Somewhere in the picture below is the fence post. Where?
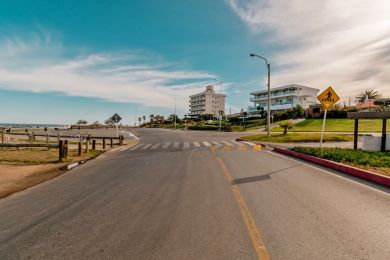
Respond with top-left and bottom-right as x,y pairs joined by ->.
78,142 -> 82,155
120,135 -> 124,145
59,140 -> 64,161
103,138 -> 106,149
46,133 -> 49,150
57,133 -> 60,143
1,128 -> 3,150
64,140 -> 68,159
110,138 -> 113,147
92,139 -> 96,150
85,136 -> 90,153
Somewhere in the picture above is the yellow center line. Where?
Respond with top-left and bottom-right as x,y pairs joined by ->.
216,156 -> 270,260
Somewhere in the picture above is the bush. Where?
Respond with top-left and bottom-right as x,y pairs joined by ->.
290,147 -> 390,168
187,125 -> 219,131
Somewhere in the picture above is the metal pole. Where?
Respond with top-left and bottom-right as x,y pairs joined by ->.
354,119 -> 359,149
381,118 -> 387,152
267,63 -> 271,140
320,109 -> 327,148
219,85 -> 222,131
174,97 -> 177,128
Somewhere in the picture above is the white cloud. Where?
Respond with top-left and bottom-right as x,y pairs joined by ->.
228,0 -> 390,101
0,33 -> 220,112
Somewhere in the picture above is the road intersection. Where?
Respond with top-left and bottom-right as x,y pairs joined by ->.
0,128 -> 389,259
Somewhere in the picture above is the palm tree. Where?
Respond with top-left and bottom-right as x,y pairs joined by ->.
279,120 -> 294,136
356,90 -> 381,102
142,115 -> 146,125
149,114 -> 154,126
138,117 -> 141,126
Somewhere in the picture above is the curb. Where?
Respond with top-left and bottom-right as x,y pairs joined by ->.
273,147 -> 390,187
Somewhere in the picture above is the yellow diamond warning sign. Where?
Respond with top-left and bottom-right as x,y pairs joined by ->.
317,86 -> 340,109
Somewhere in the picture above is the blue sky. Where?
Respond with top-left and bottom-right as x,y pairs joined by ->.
0,0 -> 389,124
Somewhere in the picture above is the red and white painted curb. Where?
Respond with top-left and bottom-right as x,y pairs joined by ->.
273,147 -> 390,188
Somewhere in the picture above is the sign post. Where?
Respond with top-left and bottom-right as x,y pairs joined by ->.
110,113 -> 122,137
317,86 -> 340,147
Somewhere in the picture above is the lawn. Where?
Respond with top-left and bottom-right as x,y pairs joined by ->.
271,119 -> 390,132
240,133 -> 354,143
0,148 -> 102,164
290,147 -> 390,176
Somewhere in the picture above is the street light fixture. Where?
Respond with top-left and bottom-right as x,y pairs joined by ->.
250,53 -> 271,140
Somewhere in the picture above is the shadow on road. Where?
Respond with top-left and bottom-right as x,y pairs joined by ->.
232,164 -> 301,185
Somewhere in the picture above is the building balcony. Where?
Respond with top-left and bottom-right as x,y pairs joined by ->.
250,92 -> 299,102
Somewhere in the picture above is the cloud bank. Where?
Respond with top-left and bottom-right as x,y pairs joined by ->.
0,33 -> 222,111
229,0 -> 390,101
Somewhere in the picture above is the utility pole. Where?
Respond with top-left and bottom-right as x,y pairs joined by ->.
174,97 -> 177,128
250,53 -> 271,140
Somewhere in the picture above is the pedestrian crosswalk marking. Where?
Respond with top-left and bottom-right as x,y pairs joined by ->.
151,143 -> 161,149
212,141 -> 222,146
130,144 -> 143,150
141,144 -> 152,149
241,141 -> 255,146
232,141 -> 245,146
128,141 -> 259,151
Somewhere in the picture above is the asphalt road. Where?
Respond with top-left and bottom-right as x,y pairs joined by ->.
0,128 -> 389,259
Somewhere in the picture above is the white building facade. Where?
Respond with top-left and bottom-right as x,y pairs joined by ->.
249,84 -> 319,113
189,85 -> 226,117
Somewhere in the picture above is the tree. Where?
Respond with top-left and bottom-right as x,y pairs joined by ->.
154,115 -> 164,127
142,115 -> 146,125
279,120 -> 294,135
356,90 -> 381,102
292,104 -> 305,118
76,120 -> 88,125
138,117 -> 142,126
92,120 -> 100,125
168,114 -> 179,123
149,114 -> 155,126
104,118 -> 114,125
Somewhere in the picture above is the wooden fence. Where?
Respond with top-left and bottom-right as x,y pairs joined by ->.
0,141 -> 67,161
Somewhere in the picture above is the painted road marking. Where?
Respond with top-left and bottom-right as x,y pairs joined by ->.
222,141 -> 234,146
151,143 -> 161,149
141,144 -> 152,149
212,141 -> 222,146
130,144 -> 143,150
173,142 -> 180,148
215,157 -> 270,260
203,141 -> 211,147
183,142 -> 190,149
241,141 -> 255,146
193,141 -> 201,147
232,141 -> 245,146
162,143 -> 170,148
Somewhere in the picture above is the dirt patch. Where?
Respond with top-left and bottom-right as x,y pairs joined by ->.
0,163 -> 66,198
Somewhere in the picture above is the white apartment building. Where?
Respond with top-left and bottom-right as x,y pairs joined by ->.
189,85 -> 226,117
248,84 -> 319,113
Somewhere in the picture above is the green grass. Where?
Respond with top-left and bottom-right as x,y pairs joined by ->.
272,119 -> 390,132
290,147 -> 390,176
240,133 -> 354,143
0,148 -> 103,164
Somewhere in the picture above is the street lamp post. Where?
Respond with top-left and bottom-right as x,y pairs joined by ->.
250,53 -> 271,140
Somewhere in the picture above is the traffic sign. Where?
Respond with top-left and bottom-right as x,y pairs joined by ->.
317,86 -> 340,109
111,113 -> 122,124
